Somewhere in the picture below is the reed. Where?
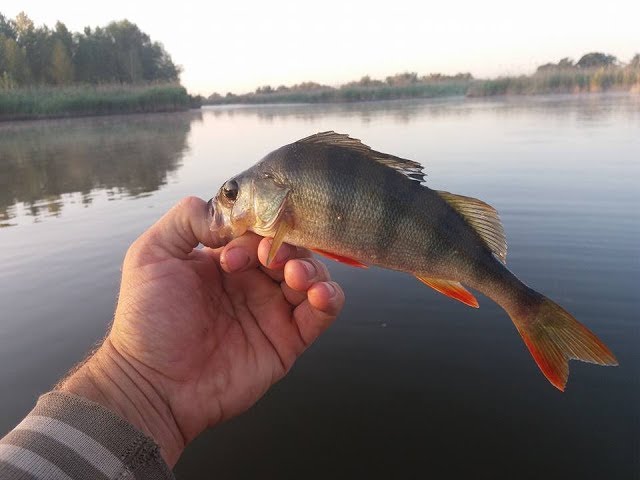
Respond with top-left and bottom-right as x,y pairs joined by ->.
208,80 -> 472,105
467,67 -> 640,96
0,83 -> 196,121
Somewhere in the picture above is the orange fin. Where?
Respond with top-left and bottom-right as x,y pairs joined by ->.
266,221 -> 291,267
415,275 -> 479,308
311,249 -> 368,268
510,297 -> 618,391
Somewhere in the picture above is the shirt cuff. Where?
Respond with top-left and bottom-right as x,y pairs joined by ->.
0,391 -> 175,479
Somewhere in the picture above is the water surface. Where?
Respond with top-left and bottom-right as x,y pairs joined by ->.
0,94 -> 638,479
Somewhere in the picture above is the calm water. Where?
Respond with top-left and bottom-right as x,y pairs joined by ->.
0,95 -> 638,479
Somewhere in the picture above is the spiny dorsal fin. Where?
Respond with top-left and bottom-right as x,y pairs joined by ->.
297,131 -> 426,183
437,191 -> 507,264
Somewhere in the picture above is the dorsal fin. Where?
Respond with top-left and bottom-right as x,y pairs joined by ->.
437,191 -> 507,264
297,131 -> 426,183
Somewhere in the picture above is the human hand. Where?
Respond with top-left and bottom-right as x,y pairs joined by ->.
59,197 -> 344,466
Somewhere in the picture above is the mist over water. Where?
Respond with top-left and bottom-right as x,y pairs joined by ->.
0,94 -> 638,478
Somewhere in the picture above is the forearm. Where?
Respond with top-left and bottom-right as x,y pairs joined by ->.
58,338 -> 185,466
1,338 -> 183,479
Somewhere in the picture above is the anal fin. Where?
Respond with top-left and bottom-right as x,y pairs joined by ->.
415,275 -> 479,308
311,249 -> 368,268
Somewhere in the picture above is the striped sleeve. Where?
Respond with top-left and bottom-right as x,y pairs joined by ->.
0,391 -> 175,480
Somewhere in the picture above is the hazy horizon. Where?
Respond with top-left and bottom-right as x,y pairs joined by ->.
5,0 -> 639,95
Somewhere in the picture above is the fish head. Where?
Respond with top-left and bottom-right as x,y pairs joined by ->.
207,167 -> 291,247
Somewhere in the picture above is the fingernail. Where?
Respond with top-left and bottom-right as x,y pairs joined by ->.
324,282 -> 337,298
301,260 -> 317,278
272,243 -> 292,265
225,248 -> 250,271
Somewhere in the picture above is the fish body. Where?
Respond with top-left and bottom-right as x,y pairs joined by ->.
208,132 -> 617,390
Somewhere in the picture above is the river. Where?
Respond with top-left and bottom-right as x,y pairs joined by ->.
0,94 -> 638,478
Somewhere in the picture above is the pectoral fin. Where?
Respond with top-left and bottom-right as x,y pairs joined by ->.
415,275 -> 479,308
266,220 -> 291,267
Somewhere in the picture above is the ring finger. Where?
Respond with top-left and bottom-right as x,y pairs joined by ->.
281,258 -> 331,306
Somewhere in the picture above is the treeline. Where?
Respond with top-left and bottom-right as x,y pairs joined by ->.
206,52 -> 640,105
468,52 -> 640,96
0,11 -> 179,88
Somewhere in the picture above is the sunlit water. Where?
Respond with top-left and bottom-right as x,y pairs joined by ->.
0,94 -> 638,479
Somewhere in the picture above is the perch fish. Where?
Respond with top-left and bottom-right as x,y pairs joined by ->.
207,132 -> 617,390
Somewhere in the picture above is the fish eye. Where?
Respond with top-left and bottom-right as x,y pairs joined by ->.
222,180 -> 239,202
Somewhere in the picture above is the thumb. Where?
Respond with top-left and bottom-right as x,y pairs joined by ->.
129,197 -> 216,264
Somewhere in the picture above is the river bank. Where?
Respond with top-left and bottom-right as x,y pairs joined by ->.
205,66 -> 640,105
0,84 -> 201,121
1,68 -> 637,121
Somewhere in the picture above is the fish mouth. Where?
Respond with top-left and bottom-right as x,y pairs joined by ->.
206,197 -> 235,247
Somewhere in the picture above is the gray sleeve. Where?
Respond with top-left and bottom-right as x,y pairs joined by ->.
0,391 -> 175,480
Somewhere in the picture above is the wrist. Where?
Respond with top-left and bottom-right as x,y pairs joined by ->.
58,337 -> 185,466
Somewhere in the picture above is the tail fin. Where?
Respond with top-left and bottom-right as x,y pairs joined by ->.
509,297 -> 618,391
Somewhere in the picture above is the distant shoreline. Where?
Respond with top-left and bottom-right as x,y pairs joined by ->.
1,71 -> 638,122
203,85 -> 638,108
205,63 -> 640,106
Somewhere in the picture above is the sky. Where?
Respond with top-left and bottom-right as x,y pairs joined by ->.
4,0 -> 639,95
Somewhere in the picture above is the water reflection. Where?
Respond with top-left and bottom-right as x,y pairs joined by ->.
0,112 -> 201,226
1,94 -> 636,228
204,93 -> 639,124
205,98 -> 473,124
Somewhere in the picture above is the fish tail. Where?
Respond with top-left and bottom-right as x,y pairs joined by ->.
507,294 -> 618,391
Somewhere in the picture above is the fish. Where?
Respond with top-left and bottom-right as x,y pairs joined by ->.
207,131 -> 618,390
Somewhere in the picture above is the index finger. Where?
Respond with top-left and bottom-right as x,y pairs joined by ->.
211,234 -> 311,281
257,238 -> 313,271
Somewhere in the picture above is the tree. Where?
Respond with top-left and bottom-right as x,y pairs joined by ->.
53,21 -> 73,55
576,52 -> 617,69
1,35 -> 31,84
74,26 -> 117,83
256,85 -> 273,94
50,38 -> 73,84
104,20 -> 179,83
13,11 -> 34,42
386,72 -> 418,86
106,20 -> 144,82
0,13 -> 16,40
558,57 -> 574,68
31,27 -> 57,83
537,57 -> 575,73
0,11 -> 180,86
629,54 -> 640,69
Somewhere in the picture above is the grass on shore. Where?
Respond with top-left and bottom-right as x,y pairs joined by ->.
213,80 -> 472,105
1,66 -> 638,119
0,84 -> 197,121
206,66 -> 640,105
463,68 -> 638,96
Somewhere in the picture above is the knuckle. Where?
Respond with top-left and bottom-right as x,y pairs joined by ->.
176,196 -> 204,215
314,260 -> 330,280
124,237 -> 144,262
